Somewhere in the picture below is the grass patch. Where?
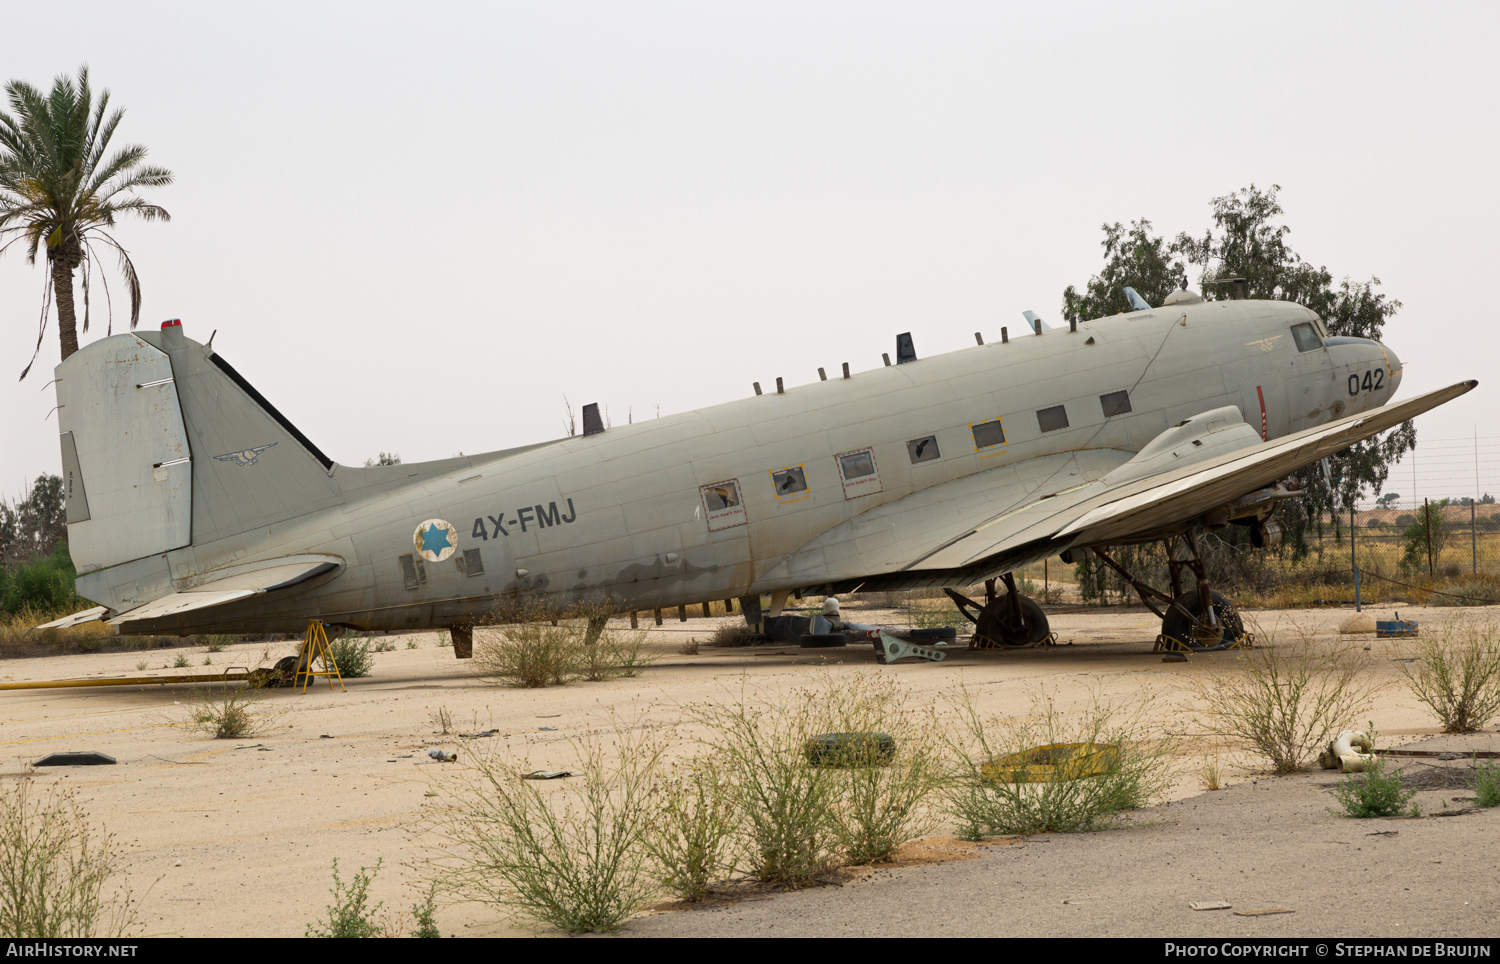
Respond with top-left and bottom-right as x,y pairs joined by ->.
1196,633 -> 1382,773
1401,619 -> 1500,733
0,781 -> 140,937
945,686 -> 1174,838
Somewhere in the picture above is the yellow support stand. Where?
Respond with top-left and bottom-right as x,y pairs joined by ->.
294,620 -> 346,693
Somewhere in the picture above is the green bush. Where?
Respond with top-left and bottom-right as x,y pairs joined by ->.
1473,757 -> 1500,808
306,858 -> 383,938
327,636 -> 375,678
1329,755 -> 1418,818
0,545 -> 83,618
1401,620 -> 1500,732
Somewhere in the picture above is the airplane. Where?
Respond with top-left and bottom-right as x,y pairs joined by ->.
38,292 -> 1475,661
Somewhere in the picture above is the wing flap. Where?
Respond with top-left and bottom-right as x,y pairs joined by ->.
34,606 -> 110,631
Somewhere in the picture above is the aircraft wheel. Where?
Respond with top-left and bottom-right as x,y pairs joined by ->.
974,595 -> 1050,648
1160,591 -> 1244,651
799,633 -> 847,648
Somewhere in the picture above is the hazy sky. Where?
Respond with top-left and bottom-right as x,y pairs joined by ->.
4,2 -> 1498,504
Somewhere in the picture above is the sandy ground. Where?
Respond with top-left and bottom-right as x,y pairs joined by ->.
2,603 -> 1497,938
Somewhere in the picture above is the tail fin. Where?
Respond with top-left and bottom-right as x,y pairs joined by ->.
56,321 -> 341,573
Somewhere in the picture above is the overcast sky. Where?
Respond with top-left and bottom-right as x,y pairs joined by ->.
4,2 -> 1497,504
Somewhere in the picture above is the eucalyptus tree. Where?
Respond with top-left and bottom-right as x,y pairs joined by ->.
1063,185 -> 1412,560
0,67 -> 172,378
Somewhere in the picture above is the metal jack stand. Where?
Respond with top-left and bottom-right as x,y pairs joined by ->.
294,620 -> 346,693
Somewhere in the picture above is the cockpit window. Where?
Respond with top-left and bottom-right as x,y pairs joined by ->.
1291,323 -> 1323,353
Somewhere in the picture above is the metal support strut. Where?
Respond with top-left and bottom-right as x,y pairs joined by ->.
294,620 -> 346,693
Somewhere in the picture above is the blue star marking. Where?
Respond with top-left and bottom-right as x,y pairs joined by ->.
420,525 -> 453,554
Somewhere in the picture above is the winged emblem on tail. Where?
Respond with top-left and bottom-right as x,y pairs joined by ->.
214,442 -> 277,467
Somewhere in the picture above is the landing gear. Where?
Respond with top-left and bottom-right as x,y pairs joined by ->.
1086,529 -> 1248,652
944,573 -> 1052,649
1160,591 -> 1244,651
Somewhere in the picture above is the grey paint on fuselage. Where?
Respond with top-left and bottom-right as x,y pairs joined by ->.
79,298 -> 1399,635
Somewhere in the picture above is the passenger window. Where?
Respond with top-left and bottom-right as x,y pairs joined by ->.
1100,390 -> 1132,417
907,436 -> 940,463
838,451 -> 876,480
836,449 -> 882,499
1291,323 -> 1323,352
701,480 -> 747,531
770,466 -> 809,500
1037,405 -> 1069,433
971,419 -> 1006,450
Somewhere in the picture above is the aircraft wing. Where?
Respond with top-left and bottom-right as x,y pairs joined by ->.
798,381 -> 1475,592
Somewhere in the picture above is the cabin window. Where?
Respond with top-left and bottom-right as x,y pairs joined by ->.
1100,390 -> 1132,417
701,480 -> 748,530
1291,323 -> 1323,352
1037,405 -> 1069,433
770,466 -> 809,500
971,419 -> 1006,450
836,448 -> 883,499
907,435 -> 941,463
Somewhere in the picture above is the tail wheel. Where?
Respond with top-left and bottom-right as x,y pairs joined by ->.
974,595 -> 1050,649
1160,591 -> 1245,651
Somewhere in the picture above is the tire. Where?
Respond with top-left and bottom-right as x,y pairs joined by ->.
798,633 -> 847,648
804,732 -> 896,767
974,595 -> 1051,648
1160,591 -> 1245,650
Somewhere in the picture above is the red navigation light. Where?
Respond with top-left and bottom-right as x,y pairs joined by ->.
161,319 -> 182,329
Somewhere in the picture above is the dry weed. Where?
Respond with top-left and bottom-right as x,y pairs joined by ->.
185,683 -> 275,739
0,781 -> 140,937
944,685 -> 1176,838
1401,618 -> 1500,733
644,758 -> 741,901
1196,630 -> 1382,773
431,719 -> 664,933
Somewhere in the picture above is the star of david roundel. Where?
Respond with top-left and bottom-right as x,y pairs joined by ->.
414,518 -> 457,562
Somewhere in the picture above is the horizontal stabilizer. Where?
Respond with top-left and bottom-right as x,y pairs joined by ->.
34,606 -> 109,631
108,556 -> 341,627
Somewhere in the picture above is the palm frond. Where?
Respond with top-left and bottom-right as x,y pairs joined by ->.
18,270 -> 52,381
82,238 -> 115,336
93,230 -> 141,327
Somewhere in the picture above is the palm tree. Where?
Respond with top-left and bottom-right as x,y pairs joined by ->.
0,66 -> 171,378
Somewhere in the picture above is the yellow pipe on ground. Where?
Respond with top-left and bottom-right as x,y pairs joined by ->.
0,671 -> 252,691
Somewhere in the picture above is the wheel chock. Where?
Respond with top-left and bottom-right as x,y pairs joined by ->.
875,631 -> 947,664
